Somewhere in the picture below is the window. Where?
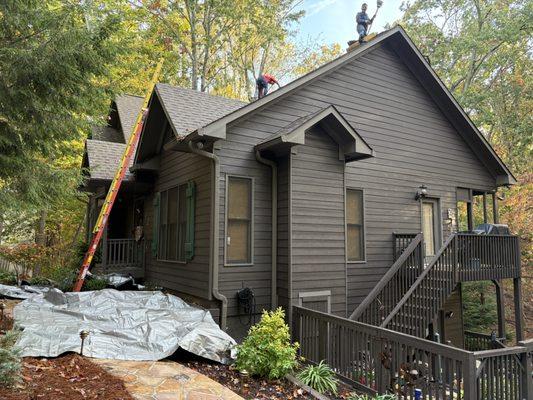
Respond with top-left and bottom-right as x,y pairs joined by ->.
155,182 -> 194,262
346,189 -> 365,261
226,176 -> 253,265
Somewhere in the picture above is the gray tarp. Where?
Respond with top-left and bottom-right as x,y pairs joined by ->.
0,283 -> 51,299
14,289 -> 236,363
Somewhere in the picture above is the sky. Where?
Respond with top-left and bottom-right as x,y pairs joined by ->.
294,0 -> 405,47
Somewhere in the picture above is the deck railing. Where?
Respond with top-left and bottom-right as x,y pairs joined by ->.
100,238 -> 145,275
350,233 -> 424,325
393,233 -> 419,261
456,233 -> 521,281
293,306 -> 533,400
464,331 -> 506,351
380,234 -> 520,338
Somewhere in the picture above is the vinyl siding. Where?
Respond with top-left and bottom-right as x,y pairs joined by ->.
290,127 -> 346,316
143,149 -> 211,299
215,42 -> 496,320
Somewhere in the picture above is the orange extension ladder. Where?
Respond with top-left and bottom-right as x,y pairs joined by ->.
73,59 -> 164,292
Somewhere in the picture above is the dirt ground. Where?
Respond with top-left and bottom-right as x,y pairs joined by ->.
0,354 -> 135,400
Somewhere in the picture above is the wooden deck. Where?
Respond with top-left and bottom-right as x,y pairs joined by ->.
94,238 -> 145,278
293,306 -> 533,399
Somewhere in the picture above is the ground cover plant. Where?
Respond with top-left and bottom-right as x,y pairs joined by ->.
297,360 -> 339,395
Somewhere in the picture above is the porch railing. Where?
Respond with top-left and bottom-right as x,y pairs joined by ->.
393,233 -> 419,261
293,306 -> 533,400
381,234 -> 520,338
464,331 -> 506,351
101,239 -> 145,275
350,233 -> 424,324
456,233 -> 521,281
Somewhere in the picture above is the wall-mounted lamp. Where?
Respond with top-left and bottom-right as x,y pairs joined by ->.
445,311 -> 454,319
415,185 -> 428,200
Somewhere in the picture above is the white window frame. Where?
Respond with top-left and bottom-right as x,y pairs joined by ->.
224,175 -> 254,267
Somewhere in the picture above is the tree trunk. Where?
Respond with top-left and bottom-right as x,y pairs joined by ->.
35,209 -> 47,246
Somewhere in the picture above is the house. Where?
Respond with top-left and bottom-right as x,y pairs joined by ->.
82,27 -> 528,392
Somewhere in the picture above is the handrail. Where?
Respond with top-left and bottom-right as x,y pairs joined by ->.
349,233 -> 423,320
381,234 -> 456,329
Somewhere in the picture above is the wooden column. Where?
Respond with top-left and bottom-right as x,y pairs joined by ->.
513,278 -> 524,343
518,340 -> 533,399
492,280 -> 506,339
492,193 -> 499,224
467,202 -> 474,231
482,193 -> 488,224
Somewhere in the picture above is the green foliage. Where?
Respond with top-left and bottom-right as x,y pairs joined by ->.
348,394 -> 397,400
0,330 -> 22,387
462,281 -> 498,332
0,270 -> 17,285
235,308 -> 299,379
297,361 -> 338,395
83,277 -> 108,292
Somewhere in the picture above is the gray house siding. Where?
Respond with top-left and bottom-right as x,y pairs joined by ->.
216,139 -> 273,321
143,149 -> 212,299
215,42 -> 496,320
277,157 -> 291,311
290,127 -> 347,316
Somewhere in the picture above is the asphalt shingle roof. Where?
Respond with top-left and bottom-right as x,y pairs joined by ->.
155,83 -> 246,137
115,94 -> 144,141
91,126 -> 124,143
85,139 -> 134,181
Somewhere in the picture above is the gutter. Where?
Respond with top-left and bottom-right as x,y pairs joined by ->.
255,150 -> 278,309
187,140 -> 228,330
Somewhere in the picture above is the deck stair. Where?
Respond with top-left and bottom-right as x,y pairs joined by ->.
350,232 -> 521,340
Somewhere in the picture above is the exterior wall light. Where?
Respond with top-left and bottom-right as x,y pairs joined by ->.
415,185 -> 428,200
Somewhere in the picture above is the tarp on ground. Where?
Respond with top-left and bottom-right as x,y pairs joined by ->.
14,289 -> 236,363
0,283 -> 51,299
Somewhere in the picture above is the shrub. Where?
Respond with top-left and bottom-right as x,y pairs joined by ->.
297,360 -> 338,395
83,277 -> 108,291
0,330 -> 22,387
235,308 -> 299,379
0,270 -> 17,285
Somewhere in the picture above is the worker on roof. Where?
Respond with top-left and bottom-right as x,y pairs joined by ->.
356,3 -> 374,43
256,74 -> 280,99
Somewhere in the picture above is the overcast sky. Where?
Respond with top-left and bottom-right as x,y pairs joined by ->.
294,0 -> 405,46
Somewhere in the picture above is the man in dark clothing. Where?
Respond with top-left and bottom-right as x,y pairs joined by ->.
256,74 -> 280,98
356,3 -> 374,43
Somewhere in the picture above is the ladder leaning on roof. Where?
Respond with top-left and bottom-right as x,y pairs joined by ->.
73,59 -> 164,292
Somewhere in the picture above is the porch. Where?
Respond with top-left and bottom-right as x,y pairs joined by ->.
93,238 -> 146,278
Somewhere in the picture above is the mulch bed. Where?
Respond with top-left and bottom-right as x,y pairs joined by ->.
184,359 -> 355,400
0,354 -> 134,400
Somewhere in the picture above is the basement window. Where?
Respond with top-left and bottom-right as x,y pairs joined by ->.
225,176 -> 253,265
346,188 -> 365,262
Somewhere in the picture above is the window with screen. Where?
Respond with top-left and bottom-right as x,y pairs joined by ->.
226,176 -> 253,265
346,189 -> 365,262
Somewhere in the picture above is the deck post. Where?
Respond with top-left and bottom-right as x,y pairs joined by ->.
492,193 -> 499,224
462,353 -> 477,399
518,340 -> 533,399
513,278 -> 524,343
492,280 -> 506,339
482,193 -> 488,224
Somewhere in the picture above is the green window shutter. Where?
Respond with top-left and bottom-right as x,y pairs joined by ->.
152,192 -> 160,257
185,181 -> 196,261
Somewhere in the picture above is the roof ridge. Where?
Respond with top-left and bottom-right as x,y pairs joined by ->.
155,82 -> 247,105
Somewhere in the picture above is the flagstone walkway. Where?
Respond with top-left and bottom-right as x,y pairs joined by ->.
93,359 -> 244,400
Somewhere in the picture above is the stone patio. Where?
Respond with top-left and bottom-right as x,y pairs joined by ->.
93,359 -> 244,400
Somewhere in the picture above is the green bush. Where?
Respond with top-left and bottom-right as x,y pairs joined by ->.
83,277 -> 108,291
235,308 -> 299,379
0,330 -> 22,387
0,270 -> 17,285
297,360 -> 338,395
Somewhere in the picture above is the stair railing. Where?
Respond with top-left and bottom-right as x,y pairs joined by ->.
349,232 -> 424,325
381,234 -> 458,338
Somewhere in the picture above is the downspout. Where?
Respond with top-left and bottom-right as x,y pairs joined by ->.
188,140 -> 228,329
255,150 -> 278,309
